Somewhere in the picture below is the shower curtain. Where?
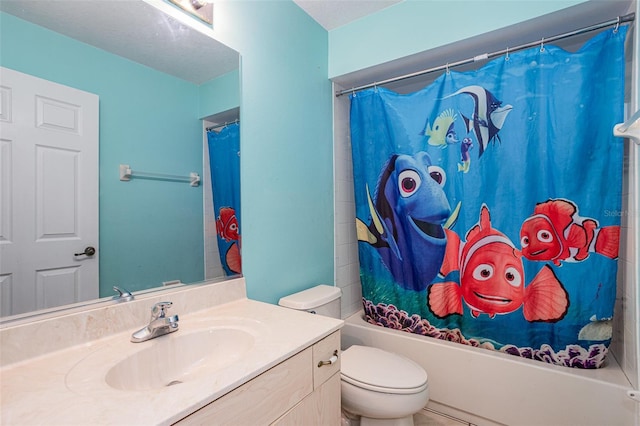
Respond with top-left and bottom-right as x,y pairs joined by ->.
350,28 -> 627,368
207,122 -> 241,276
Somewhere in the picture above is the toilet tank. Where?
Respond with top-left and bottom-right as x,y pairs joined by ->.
278,285 -> 342,318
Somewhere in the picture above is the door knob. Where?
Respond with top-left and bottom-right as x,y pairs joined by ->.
74,246 -> 96,257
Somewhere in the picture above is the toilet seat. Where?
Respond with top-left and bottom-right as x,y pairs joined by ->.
340,345 -> 428,395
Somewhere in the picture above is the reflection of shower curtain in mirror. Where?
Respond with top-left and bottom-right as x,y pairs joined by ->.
349,28 -> 627,368
208,122 -> 241,276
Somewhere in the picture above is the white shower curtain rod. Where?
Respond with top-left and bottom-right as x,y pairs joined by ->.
335,13 -> 636,97
206,119 -> 239,132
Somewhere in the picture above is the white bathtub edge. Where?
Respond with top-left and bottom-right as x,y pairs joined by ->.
341,312 -> 637,426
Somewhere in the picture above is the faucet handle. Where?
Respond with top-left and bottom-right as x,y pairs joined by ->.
151,301 -> 173,320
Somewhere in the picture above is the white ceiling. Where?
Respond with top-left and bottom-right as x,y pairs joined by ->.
3,0 -> 630,90
0,0 -> 395,84
0,0 -> 392,84
0,0 -> 239,85
293,0 -> 402,30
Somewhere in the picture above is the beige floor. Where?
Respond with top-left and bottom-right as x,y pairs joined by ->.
413,409 -> 471,426
342,408 -> 472,426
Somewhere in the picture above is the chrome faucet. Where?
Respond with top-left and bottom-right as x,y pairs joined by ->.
131,301 -> 179,343
112,286 -> 134,302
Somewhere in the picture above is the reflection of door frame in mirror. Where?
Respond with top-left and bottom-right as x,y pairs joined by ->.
0,67 -> 99,317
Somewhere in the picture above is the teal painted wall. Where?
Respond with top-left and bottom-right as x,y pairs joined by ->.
209,0 -> 598,306
328,0 -> 587,78
3,1 -> 603,307
0,12 -> 205,296
199,69 -> 240,118
213,1 -> 335,304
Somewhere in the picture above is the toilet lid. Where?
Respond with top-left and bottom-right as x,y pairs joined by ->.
340,345 -> 428,395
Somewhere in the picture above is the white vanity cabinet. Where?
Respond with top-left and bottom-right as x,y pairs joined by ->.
175,331 -> 341,425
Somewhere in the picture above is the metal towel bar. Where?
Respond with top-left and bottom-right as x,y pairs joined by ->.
119,164 -> 200,187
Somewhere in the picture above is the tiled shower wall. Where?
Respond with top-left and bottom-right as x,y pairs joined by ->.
611,128 -> 639,389
610,17 -> 640,389
333,85 -> 362,319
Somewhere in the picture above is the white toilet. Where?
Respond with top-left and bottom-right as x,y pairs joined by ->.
278,285 -> 429,426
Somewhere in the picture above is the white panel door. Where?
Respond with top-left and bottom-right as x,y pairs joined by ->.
0,67 -> 99,317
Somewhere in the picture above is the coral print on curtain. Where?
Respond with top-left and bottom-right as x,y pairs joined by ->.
208,122 -> 241,276
350,27 -> 627,368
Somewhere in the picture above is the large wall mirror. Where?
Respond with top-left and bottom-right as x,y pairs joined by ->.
0,0 -> 241,321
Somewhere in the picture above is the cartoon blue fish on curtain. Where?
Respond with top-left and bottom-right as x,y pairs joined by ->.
350,27 -> 627,369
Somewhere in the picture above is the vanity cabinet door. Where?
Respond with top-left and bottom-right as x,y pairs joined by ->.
175,348 -> 313,426
271,372 -> 341,426
174,331 -> 341,426
272,331 -> 341,426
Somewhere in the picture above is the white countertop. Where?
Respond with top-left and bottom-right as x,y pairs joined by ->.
1,298 -> 343,425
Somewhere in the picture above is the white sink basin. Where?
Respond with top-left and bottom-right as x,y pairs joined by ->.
105,328 -> 255,391
65,322 -> 261,395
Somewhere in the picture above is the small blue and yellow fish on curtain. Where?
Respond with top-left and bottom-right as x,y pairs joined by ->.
350,27 -> 627,369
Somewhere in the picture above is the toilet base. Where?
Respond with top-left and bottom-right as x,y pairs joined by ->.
341,379 -> 428,424
360,415 -> 414,426
341,409 -> 415,426
341,409 -> 359,426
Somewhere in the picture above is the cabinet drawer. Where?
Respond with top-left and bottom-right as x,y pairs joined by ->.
312,331 -> 340,389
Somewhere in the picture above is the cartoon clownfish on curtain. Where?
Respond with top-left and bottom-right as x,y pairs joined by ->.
216,206 -> 241,275
429,205 -> 570,322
